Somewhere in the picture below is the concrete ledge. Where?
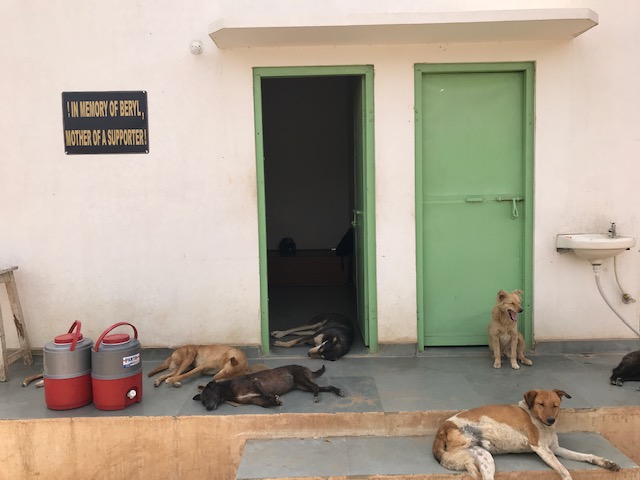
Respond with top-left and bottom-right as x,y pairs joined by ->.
1,407 -> 639,479
534,340 -> 640,355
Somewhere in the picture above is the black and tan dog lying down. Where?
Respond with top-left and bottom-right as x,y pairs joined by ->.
193,364 -> 343,410
270,313 -> 354,361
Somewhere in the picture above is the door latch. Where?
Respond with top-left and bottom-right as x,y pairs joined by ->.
351,210 -> 363,227
496,196 -> 523,219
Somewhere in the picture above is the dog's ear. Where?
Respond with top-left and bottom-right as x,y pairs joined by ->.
497,290 -> 508,301
193,393 -> 202,401
200,381 -> 216,390
230,356 -> 239,367
523,390 -> 539,409
513,289 -> 524,296
553,389 -> 572,400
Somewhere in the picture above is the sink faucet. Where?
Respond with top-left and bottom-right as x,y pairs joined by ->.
608,222 -> 617,238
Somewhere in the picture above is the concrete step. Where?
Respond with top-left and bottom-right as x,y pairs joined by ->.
237,432 -> 639,479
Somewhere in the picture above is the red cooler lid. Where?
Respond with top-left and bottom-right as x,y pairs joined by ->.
54,333 -> 83,344
103,333 -> 130,345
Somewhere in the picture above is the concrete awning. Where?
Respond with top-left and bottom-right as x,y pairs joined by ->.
209,8 -> 598,49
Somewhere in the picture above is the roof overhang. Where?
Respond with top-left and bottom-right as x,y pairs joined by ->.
209,8 -> 599,49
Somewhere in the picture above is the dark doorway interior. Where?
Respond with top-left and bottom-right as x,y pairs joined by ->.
261,76 -> 362,352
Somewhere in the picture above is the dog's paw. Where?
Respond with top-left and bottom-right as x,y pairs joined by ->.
601,459 -> 621,471
172,381 -> 182,388
313,395 -> 320,403
154,380 -> 162,387
522,359 -> 533,366
615,378 -> 624,387
274,395 -> 282,406
270,330 -> 286,339
337,389 -> 344,397
273,340 -> 287,347
510,363 -> 520,370
493,362 -> 502,369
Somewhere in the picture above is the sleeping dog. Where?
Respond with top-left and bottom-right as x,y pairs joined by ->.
433,389 -> 620,479
193,364 -> 343,410
147,344 -> 248,387
610,350 -> 640,389
270,313 -> 354,361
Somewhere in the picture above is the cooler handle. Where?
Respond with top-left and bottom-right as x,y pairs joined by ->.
68,320 -> 82,352
94,322 -> 138,352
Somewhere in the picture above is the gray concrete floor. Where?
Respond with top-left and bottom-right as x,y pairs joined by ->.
3,284 -> 640,478
236,433 -> 638,479
2,346 -> 640,419
3,332 -> 640,478
2,284 -> 640,417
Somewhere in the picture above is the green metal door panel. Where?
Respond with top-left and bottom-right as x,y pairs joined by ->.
418,65 -> 531,347
422,72 -> 524,196
423,201 -> 523,344
353,79 -> 369,346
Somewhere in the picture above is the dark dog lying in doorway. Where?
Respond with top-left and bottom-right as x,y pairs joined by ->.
192,364 -> 343,411
270,313 -> 354,361
610,350 -> 640,389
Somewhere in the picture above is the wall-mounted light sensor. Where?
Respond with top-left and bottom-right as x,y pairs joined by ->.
190,40 -> 203,55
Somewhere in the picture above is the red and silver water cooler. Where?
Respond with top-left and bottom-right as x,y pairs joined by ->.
91,322 -> 142,411
43,321 -> 93,410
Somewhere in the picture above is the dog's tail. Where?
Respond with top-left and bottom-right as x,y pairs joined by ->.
311,365 -> 326,378
433,423 -> 494,479
439,447 -> 494,479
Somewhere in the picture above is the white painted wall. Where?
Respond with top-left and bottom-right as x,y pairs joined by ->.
1,0 -> 638,349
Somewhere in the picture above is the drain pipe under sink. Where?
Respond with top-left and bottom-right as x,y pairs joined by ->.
613,256 -> 636,304
592,263 -> 640,337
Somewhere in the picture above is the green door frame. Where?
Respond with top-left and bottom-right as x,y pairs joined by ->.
414,62 -> 535,351
253,65 -> 378,354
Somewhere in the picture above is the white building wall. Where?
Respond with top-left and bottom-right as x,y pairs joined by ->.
1,0 -> 638,348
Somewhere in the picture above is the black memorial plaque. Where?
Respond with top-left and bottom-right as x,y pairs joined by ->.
62,91 -> 149,154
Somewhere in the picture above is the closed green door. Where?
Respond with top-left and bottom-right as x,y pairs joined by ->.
415,63 -> 533,348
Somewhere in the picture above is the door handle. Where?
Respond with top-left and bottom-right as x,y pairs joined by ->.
351,210 -> 363,227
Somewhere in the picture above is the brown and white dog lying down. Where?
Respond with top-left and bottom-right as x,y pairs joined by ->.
433,389 -> 620,480
147,344 -> 248,387
193,364 -> 343,411
488,289 -> 533,369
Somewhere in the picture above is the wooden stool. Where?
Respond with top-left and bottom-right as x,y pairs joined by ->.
0,266 -> 33,381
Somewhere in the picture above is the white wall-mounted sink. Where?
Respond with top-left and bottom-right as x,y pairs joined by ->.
556,233 -> 636,264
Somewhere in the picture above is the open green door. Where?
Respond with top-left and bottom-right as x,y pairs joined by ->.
352,75 -> 377,349
415,63 -> 534,349
253,66 -> 377,354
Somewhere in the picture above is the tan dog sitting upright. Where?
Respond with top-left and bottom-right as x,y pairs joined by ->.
147,345 -> 248,387
488,289 -> 532,369
433,389 -> 621,479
